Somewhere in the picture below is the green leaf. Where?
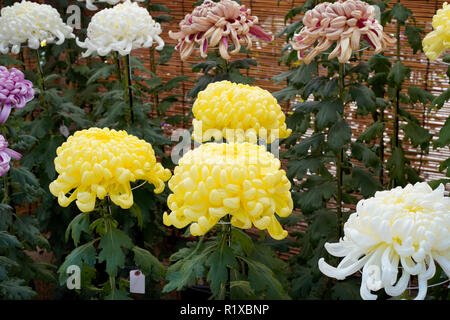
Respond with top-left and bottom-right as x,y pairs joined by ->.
0,279 -> 36,300
349,84 -> 376,115
402,121 -> 432,149
431,88 -> 450,110
132,246 -> 166,278
98,227 -> 133,277
293,133 -> 324,156
352,168 -> 382,198
242,257 -> 290,300
87,64 -> 115,84
331,279 -> 361,300
129,204 -> 143,229
408,86 -> 434,105
0,231 -> 21,248
205,239 -> 238,296
297,177 -> 336,214
105,288 -> 132,300
405,25 -> 424,54
308,209 -> 338,244
434,117 -> 450,147
327,119 -> 351,152
149,3 -> 170,12
315,99 -> 343,130
0,55 -> 24,66
157,46 -> 175,65
231,229 -> 254,255
391,3 -> 413,24
388,61 -> 410,88
65,212 -> 90,246
428,179 -> 450,190
357,121 -> 384,143
351,142 -> 381,169
58,239 -> 98,285
287,156 -> 326,180
387,147 -> 407,186
369,55 -> 391,74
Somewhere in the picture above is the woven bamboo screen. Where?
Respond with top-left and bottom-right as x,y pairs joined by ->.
133,0 -> 450,188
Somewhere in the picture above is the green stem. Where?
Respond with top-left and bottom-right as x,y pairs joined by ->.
336,63 -> 345,238
223,214 -> 232,300
123,54 -> 134,125
114,52 -> 122,83
392,2 -> 401,186
379,106 -> 385,185
149,47 -> 159,117
35,49 -> 49,116
104,196 -> 116,294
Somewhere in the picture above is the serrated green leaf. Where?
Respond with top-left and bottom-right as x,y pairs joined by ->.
87,64 -> 115,84
434,117 -> 450,147
351,142 -> 381,169
357,121 -> 384,143
391,3 -> 413,24
132,246 -> 166,278
402,121 -> 431,149
65,212 -> 90,246
205,238 -> 238,296
316,99 -> 343,130
388,61 -> 410,88
58,239 -> 98,285
0,279 -> 36,300
349,84 -> 376,115
327,119 -> 351,152
0,231 -> 21,248
242,257 -> 290,300
405,25 -> 424,54
98,227 -> 133,277
352,168 -> 382,198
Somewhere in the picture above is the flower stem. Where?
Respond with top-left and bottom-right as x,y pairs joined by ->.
114,52 -> 122,83
392,0 -> 401,187
223,214 -> 232,300
123,54 -> 134,125
105,196 -> 116,295
149,47 -> 160,117
35,49 -> 49,116
336,63 -> 345,238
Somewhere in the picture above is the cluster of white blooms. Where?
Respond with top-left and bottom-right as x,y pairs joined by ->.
83,0 -> 145,11
77,0 -> 164,57
0,0 -> 75,54
319,182 -> 450,300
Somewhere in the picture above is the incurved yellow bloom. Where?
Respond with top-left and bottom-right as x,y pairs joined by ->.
423,2 -> 450,61
163,142 -> 293,240
49,127 -> 171,212
192,81 -> 292,144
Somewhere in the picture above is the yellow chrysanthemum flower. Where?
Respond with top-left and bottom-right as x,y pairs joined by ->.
163,142 -> 293,240
192,81 -> 292,144
49,127 -> 171,212
423,2 -> 450,60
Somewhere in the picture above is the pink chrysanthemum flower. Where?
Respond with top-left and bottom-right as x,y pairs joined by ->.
290,0 -> 396,64
169,0 -> 273,61
0,135 -> 21,176
0,66 -> 34,123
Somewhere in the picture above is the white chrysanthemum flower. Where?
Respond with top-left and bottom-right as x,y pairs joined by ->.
319,182 -> 450,300
83,0 -> 145,11
76,0 -> 164,57
0,0 -> 75,54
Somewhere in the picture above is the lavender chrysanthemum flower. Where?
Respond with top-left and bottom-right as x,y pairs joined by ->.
0,66 -> 34,123
0,135 -> 21,176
